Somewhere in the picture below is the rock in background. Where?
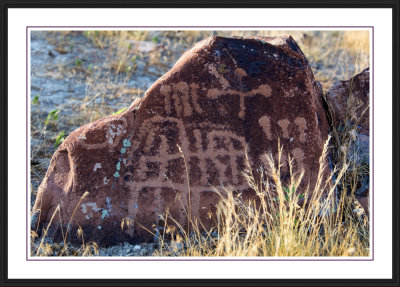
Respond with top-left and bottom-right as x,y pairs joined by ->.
325,68 -> 370,215
33,36 -> 330,246
326,67 -> 369,135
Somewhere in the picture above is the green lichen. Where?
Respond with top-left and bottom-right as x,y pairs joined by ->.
101,209 -> 109,219
123,139 -> 131,148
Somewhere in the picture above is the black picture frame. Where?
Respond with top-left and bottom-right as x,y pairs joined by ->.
1,0 -> 399,286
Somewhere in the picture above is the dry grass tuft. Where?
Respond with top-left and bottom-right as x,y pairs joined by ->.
150,137 -> 369,257
31,191 -> 101,257
31,30 -> 370,257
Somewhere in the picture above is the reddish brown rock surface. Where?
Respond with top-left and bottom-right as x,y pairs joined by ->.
325,67 -> 370,136
32,36 -> 330,246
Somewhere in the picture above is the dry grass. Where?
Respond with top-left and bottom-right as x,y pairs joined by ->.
32,134 -> 369,257
30,30 -> 370,257
31,191 -> 100,257
147,136 -> 369,257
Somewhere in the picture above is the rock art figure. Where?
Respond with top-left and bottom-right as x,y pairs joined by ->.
33,36 -> 330,245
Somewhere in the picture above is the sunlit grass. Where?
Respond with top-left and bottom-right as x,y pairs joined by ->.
147,136 -> 369,257
30,30 -> 370,257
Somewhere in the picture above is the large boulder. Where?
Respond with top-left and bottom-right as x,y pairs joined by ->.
32,36 -> 330,246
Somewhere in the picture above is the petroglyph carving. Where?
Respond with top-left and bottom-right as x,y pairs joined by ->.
161,82 -> 204,117
126,116 -> 248,191
189,83 -> 204,114
162,73 -> 272,119
277,119 -> 290,139
260,116 -> 308,143
78,117 -> 128,150
234,68 -> 247,79
33,36 -> 331,245
172,93 -> 183,116
206,84 -> 272,118
175,82 -> 191,117
258,115 -> 272,141
208,64 -> 230,89
294,117 -> 307,142
193,129 -> 203,151
160,85 -> 172,114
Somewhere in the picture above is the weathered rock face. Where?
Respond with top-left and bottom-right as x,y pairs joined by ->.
325,68 -> 370,215
326,68 -> 370,136
33,36 -> 330,246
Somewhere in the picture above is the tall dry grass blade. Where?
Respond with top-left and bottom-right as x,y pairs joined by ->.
63,191 -> 90,247
36,204 -> 60,256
